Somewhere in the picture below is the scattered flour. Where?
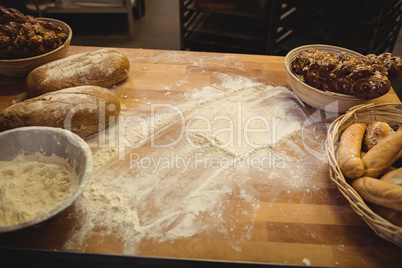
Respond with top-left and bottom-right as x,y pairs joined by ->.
0,153 -> 78,227
64,73 -> 325,254
302,258 -> 311,266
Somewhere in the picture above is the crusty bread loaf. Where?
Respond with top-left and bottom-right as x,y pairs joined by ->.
352,177 -> 402,212
26,48 -> 130,97
381,167 -> 402,186
337,123 -> 366,178
362,129 -> 402,178
0,85 -> 120,138
363,121 -> 394,151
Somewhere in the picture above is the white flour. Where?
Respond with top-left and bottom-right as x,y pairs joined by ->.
64,73 -> 324,254
0,153 -> 78,226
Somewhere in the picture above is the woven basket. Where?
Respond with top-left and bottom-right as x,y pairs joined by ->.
285,44 -> 372,113
326,103 -> 402,247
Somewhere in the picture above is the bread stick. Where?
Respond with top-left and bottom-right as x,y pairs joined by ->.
362,130 -> 402,177
372,205 -> 402,227
352,177 -> 402,212
381,167 -> 402,186
338,123 -> 366,178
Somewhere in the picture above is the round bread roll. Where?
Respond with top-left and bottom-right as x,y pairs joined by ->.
363,121 -> 394,151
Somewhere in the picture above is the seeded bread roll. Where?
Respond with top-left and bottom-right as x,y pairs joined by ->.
337,123 -> 367,178
26,48 -> 130,97
352,177 -> 402,212
0,85 -> 120,138
363,121 -> 394,151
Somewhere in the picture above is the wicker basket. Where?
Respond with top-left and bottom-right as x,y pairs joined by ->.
285,44 -> 373,113
326,103 -> 402,247
0,18 -> 72,78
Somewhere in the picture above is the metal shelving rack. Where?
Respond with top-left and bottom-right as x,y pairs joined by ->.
180,0 -> 272,55
269,0 -> 402,56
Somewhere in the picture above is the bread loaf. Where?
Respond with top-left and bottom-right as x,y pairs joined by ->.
352,177 -> 402,212
0,85 -> 120,138
381,167 -> 402,186
363,121 -> 394,151
337,123 -> 366,178
26,48 -> 130,97
362,130 -> 402,177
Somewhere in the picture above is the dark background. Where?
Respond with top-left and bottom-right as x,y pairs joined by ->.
2,0 -> 402,98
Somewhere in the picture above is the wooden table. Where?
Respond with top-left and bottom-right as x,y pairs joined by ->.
0,46 -> 401,267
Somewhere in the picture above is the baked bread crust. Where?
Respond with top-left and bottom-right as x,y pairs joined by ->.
0,6 -> 67,59
352,177 -> 402,212
291,48 -> 402,99
337,123 -> 366,178
362,130 -> 402,178
363,121 -> 394,151
381,167 -> 402,186
0,85 -> 121,138
26,48 -> 130,97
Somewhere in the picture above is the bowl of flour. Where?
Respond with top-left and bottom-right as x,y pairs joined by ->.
0,126 -> 93,233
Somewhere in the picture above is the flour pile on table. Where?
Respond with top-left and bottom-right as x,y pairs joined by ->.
64,74 -> 323,254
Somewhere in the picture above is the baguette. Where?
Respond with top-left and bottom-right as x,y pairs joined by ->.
0,85 -> 120,138
337,123 -> 366,178
362,130 -> 402,177
352,177 -> 402,212
381,167 -> 402,186
26,48 -> 130,97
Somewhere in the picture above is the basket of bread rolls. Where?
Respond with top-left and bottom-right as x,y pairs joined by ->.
285,44 -> 402,113
326,103 -> 402,246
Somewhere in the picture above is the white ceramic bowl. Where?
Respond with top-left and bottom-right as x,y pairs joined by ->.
0,126 -> 93,233
0,18 -> 72,78
285,44 -> 371,113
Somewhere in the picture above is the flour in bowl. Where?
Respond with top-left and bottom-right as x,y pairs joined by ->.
0,153 -> 79,226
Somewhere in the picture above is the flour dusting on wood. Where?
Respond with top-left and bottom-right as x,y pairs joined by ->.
64,73 -> 326,254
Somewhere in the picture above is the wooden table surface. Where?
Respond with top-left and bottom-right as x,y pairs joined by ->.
0,46 -> 401,267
